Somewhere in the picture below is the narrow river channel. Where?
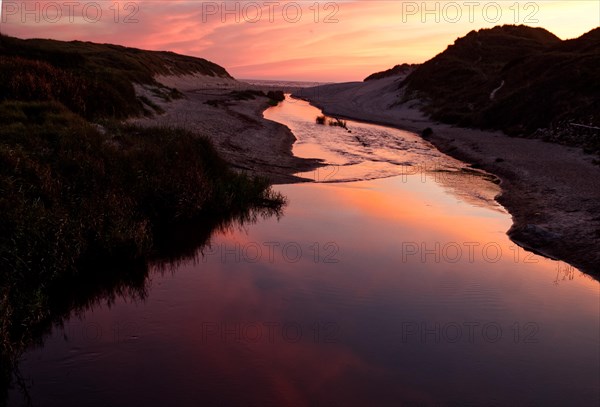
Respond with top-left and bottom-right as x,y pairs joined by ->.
9,96 -> 599,407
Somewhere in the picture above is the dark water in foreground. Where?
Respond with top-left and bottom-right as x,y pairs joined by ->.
8,97 -> 599,406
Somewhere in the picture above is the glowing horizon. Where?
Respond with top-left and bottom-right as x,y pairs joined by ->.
1,1 -> 598,82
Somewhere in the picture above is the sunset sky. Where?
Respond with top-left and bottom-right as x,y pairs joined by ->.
1,1 -> 598,81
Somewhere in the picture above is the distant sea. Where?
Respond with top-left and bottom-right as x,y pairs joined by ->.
240,78 -> 332,89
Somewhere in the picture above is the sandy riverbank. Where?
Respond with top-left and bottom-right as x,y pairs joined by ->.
130,75 -> 323,184
294,76 -> 600,276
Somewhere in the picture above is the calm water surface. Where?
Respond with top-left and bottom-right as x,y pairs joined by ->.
9,97 -> 599,406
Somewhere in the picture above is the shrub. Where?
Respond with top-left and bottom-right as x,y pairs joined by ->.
0,101 -> 285,280
329,118 -> 348,129
267,90 -> 285,102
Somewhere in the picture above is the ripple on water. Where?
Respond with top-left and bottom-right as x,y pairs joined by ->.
265,96 -> 504,212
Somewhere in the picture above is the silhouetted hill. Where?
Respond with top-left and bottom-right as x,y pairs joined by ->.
400,25 -> 561,124
392,25 -> 599,151
0,35 -> 232,119
552,27 -> 600,53
364,63 -> 416,81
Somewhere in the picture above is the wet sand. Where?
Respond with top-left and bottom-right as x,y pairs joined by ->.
293,76 -> 600,276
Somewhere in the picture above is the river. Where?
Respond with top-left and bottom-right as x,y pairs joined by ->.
8,96 -> 599,406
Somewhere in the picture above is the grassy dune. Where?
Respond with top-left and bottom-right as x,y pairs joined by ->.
0,34 -> 283,275
0,35 -> 231,120
398,25 -> 600,152
0,33 -> 285,270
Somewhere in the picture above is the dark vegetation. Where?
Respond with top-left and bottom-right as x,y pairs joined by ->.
396,25 -> 600,152
0,34 -> 231,120
267,90 -> 286,102
329,118 -> 349,130
231,90 -> 285,103
316,115 -> 349,130
0,35 -> 285,401
364,63 -> 416,81
230,89 -> 269,100
206,90 -> 285,108
421,127 -> 434,138
229,90 -> 284,102
0,102 -> 283,278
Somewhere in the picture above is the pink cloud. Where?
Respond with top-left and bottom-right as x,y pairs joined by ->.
1,1 -> 597,81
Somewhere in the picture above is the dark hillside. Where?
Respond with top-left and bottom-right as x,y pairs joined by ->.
0,35 -> 232,119
396,25 -> 599,151
364,63 -> 416,81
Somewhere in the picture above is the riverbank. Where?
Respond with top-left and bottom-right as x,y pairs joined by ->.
294,77 -> 600,276
131,76 -> 323,184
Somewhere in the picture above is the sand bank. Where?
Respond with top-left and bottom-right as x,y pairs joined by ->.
130,76 -> 322,184
294,76 -> 600,276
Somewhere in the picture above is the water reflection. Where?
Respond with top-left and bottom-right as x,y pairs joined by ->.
8,177 -> 598,407
1,205 -> 284,406
4,98 -> 599,407
264,96 -> 505,214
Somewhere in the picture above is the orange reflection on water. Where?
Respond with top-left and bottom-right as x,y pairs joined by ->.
12,96 -> 599,407
153,173 -> 599,406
